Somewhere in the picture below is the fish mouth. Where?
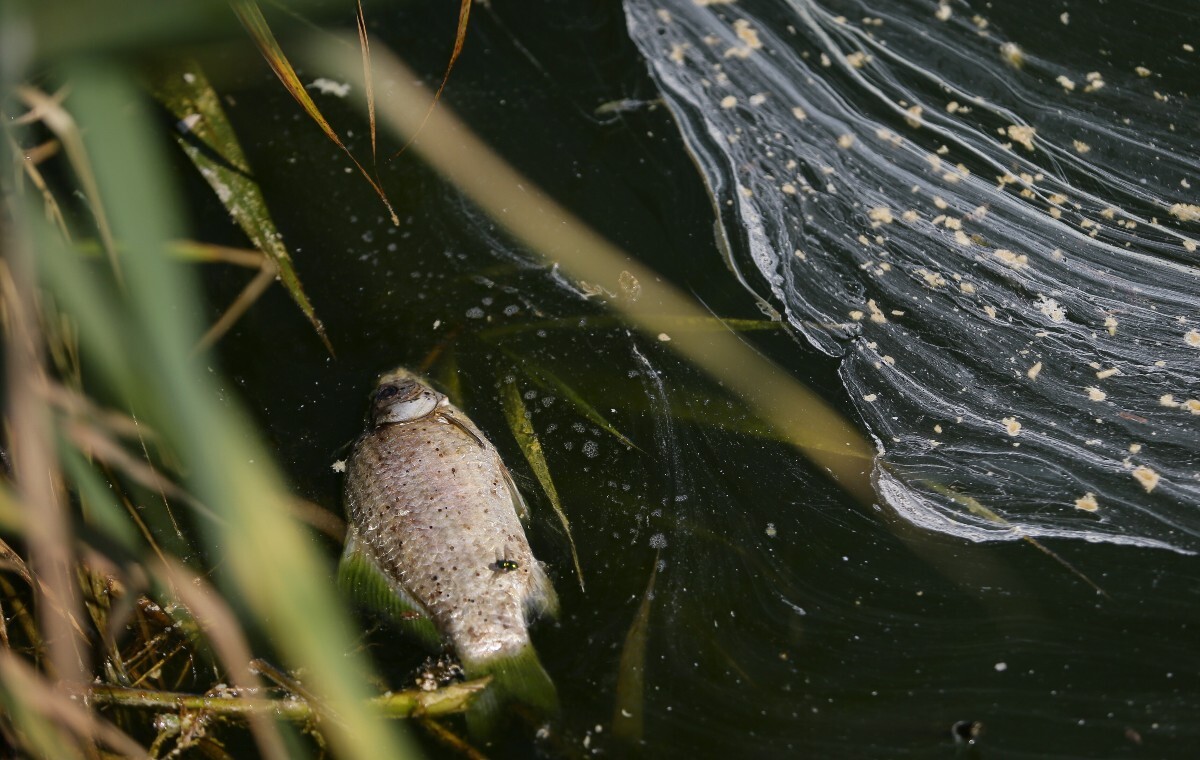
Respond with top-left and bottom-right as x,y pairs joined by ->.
375,366 -> 423,389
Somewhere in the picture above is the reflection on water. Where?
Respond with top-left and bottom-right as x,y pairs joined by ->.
625,0 -> 1200,552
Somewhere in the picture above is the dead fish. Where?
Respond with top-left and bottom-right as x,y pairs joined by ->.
339,367 -> 558,734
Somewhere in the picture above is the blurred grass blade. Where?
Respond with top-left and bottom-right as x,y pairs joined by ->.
147,59 -> 332,354
387,0 -> 472,161
13,86 -> 120,282
58,445 -> 140,552
56,60 -> 416,760
613,554 -> 658,744
500,380 -> 584,590
0,650 -> 146,758
315,38 -> 878,505
232,0 -> 399,224
508,354 -> 638,451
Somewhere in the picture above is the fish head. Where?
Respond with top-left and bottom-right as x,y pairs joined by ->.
369,371 -> 446,427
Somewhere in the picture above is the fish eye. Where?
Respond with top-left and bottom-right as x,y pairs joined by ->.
376,385 -> 400,402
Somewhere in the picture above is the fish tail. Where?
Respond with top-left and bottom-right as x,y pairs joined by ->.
462,644 -> 558,738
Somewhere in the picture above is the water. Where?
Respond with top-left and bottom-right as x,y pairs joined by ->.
205,0 -> 1200,756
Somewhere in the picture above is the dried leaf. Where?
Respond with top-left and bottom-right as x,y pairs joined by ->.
231,0 -> 398,224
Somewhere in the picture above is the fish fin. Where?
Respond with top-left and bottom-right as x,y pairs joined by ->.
500,464 -> 531,523
338,528 -> 441,650
462,644 -> 558,739
525,561 -> 560,620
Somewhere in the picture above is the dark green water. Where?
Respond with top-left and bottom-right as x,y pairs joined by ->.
197,0 -> 1200,756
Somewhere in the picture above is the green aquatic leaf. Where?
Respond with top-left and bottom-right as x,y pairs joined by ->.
505,353 -> 638,451
499,380 -> 585,590
612,555 -> 658,744
147,58 -> 332,354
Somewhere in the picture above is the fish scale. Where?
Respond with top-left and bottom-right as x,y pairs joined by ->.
340,368 -> 558,733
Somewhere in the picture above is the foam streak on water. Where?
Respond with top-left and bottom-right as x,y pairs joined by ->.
625,0 -> 1200,551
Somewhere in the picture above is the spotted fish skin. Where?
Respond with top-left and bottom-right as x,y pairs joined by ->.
342,368 -> 557,669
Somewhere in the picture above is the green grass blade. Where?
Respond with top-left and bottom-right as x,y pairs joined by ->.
499,380 -> 585,590
505,353 -> 638,451
147,59 -> 332,354
59,60 -> 416,760
612,555 -> 658,744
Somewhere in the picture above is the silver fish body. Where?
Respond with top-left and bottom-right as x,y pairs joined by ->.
341,368 -> 557,684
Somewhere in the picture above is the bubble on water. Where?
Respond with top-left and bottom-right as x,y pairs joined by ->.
465,307 -> 485,319
572,422 -> 586,433
582,440 -> 600,458
649,533 -> 668,549
524,390 -> 538,401
503,304 -> 520,316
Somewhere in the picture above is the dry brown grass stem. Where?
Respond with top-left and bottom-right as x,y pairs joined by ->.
158,559 -> 290,760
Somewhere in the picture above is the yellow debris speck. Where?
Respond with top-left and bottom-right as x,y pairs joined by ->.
657,333 -> 672,342
995,249 -> 1029,268
867,299 -> 888,323
837,133 -> 856,149
1002,417 -> 1022,436
864,393 -> 878,402
933,196 -> 949,210
960,282 -> 976,293
954,230 -> 972,246
1056,75 -> 1076,92
849,310 -> 865,321
1170,204 -> 1200,222
1074,493 -> 1099,512
869,207 -> 895,224
1060,12 -> 1070,24
1006,124 -> 1037,151
1183,239 -> 1197,253
332,459 -> 347,473
1000,42 -> 1024,68
1160,394 -> 1180,408
905,105 -> 923,128
1072,140 -> 1091,154
1096,368 -> 1119,379
984,305 -> 997,319
1132,466 -> 1160,493
1129,443 -> 1142,453
1184,399 -> 1200,415
935,3 -> 951,21
846,51 -> 869,68
1185,330 -> 1200,347
921,269 -> 946,288
1027,362 -> 1043,380
720,95 -> 738,109
1086,386 -> 1107,401
1104,316 -> 1118,335
792,106 -> 808,120
1135,66 -> 1152,77
749,92 -> 768,106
